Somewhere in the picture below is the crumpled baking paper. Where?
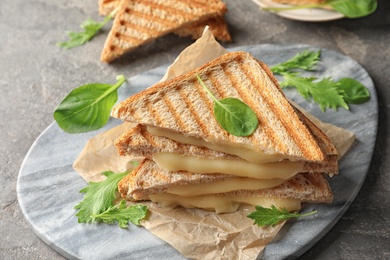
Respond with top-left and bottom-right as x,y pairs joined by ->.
73,27 -> 355,260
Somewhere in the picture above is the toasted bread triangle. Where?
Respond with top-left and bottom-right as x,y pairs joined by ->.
101,0 -> 227,62
98,0 -> 231,42
112,51 -> 331,163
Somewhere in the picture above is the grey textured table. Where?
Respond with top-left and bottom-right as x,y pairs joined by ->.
1,0 -> 389,259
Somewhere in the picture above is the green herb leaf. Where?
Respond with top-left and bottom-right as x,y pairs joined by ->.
281,74 -> 349,112
328,0 -> 377,18
271,50 -> 370,111
261,0 -> 377,19
92,200 -> 148,228
53,75 -> 126,133
270,50 -> 321,75
337,77 -> 370,104
247,205 -> 317,227
57,13 -> 113,49
74,171 -> 129,224
196,75 -> 259,136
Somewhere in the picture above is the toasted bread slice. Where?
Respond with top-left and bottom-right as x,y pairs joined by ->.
98,0 -> 231,42
101,0 -> 227,62
112,51 -> 334,163
118,159 -> 333,204
115,124 -> 338,175
99,0 -> 120,15
174,16 -> 231,42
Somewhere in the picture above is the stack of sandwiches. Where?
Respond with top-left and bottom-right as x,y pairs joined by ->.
111,51 -> 340,213
98,0 -> 231,63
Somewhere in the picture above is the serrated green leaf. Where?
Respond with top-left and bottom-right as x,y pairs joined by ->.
92,200 -> 148,228
271,50 -> 321,75
247,205 -> 317,227
282,74 -> 349,112
57,14 -> 113,49
74,171 -> 129,224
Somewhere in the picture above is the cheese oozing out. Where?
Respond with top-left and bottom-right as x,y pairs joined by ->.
147,126 -> 293,164
149,193 -> 302,214
167,177 -> 286,196
152,152 -> 304,179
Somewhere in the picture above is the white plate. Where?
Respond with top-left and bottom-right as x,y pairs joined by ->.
252,0 -> 344,22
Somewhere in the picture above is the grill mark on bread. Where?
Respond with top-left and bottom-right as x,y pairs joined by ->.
102,0 -> 227,62
160,89 -> 191,133
177,80 -> 210,137
236,58 -> 296,155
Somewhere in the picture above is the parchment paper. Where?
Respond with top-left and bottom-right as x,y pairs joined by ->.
73,27 -> 355,259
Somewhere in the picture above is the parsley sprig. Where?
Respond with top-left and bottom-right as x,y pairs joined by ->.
92,200 -> 148,228
57,8 -> 117,49
247,205 -> 317,227
270,50 -> 370,112
74,171 -> 147,228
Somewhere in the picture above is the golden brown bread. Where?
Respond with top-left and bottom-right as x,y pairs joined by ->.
115,124 -> 338,175
173,16 -> 231,43
112,51 -> 334,163
118,159 -> 333,204
101,0 -> 228,62
98,0 -> 231,42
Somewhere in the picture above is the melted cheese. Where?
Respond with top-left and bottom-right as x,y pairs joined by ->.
149,194 -> 301,214
167,177 -> 286,196
152,153 -> 304,179
147,126 -> 291,164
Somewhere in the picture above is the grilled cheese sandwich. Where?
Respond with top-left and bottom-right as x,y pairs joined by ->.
113,51 -> 339,213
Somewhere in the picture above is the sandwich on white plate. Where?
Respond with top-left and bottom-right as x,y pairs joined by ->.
111,50 -> 340,213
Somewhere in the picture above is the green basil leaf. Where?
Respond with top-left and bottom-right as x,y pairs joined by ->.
214,98 -> 259,137
337,78 -> 370,104
196,75 -> 259,137
54,75 -> 126,133
328,0 -> 377,18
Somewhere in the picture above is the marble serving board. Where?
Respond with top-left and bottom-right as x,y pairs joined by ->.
17,44 -> 378,260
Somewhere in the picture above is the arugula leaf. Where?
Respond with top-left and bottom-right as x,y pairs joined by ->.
270,50 -> 321,75
92,200 -> 148,228
281,74 -> 349,112
337,78 -> 370,104
57,12 -> 113,49
261,0 -> 377,18
247,205 -> 317,227
74,171 -> 129,224
53,75 -> 126,133
196,75 -> 259,137
271,50 -> 370,111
